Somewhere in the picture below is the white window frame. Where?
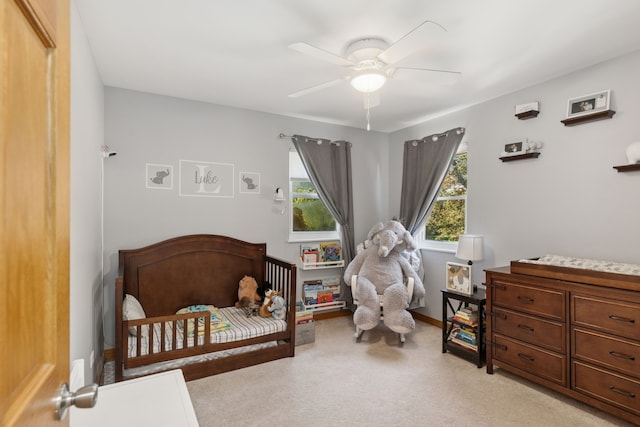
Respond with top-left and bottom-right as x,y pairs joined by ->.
288,151 -> 339,243
418,148 -> 467,253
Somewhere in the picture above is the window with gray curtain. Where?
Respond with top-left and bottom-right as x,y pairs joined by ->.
292,135 -> 355,305
399,127 -> 465,236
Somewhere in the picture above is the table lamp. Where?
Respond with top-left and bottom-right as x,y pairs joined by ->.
455,234 -> 484,266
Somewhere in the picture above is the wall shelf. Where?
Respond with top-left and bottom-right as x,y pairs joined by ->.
613,163 -> 640,172
304,300 -> 346,312
515,110 -> 539,120
560,109 -> 615,126
499,152 -> 540,162
300,260 -> 345,270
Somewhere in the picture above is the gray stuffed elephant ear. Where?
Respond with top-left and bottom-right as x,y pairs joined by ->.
400,229 -> 416,251
367,222 -> 385,243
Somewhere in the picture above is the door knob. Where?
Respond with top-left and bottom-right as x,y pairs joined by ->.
55,382 -> 98,420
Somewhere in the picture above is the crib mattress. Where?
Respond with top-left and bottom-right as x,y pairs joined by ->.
128,307 -> 287,357
124,307 -> 287,378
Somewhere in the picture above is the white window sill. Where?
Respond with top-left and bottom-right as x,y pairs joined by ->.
418,240 -> 458,254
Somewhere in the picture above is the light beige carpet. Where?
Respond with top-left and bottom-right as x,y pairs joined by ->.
186,316 -> 633,427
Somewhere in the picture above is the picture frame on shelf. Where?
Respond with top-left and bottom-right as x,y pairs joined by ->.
446,262 -> 472,295
566,90 -> 610,119
502,141 -> 525,156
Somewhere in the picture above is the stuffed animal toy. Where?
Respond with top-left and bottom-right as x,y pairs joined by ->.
257,281 -> 272,300
268,294 -> 286,320
344,220 -> 425,335
259,289 -> 278,318
235,275 -> 262,309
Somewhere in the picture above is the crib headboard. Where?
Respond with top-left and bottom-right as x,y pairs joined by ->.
118,234 -> 266,317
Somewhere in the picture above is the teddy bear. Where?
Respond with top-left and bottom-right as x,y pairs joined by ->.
235,275 -> 262,309
268,294 -> 286,320
344,220 -> 425,335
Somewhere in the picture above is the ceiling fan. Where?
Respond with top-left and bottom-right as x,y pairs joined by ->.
289,21 -> 461,98
287,20 -> 461,130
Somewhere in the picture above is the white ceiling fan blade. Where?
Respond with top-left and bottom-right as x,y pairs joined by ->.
393,67 -> 461,85
288,78 -> 345,98
377,20 -> 447,65
363,92 -> 380,109
288,42 -> 354,66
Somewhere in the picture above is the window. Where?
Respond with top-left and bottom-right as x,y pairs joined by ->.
289,151 -> 338,242
425,151 -> 467,243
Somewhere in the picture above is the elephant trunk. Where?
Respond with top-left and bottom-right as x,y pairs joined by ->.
378,245 -> 390,257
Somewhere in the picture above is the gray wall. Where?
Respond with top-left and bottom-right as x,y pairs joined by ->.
101,88 -> 389,347
69,15 -> 640,357
70,2 -> 104,384
390,50 -> 640,321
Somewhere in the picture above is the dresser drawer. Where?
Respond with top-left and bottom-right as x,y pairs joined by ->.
572,294 -> 640,341
493,307 -> 565,353
573,361 -> 640,416
573,328 -> 640,379
491,280 -> 565,320
492,334 -> 566,386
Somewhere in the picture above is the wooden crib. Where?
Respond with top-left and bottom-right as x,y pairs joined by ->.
114,234 -> 297,382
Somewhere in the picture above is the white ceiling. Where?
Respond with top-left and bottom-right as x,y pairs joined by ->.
74,0 -> 640,133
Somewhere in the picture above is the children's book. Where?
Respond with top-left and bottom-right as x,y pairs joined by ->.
319,241 -> 342,262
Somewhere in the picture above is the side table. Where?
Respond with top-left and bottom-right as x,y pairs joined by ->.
441,288 -> 486,368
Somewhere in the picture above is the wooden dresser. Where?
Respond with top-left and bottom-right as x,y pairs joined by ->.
486,261 -> 640,425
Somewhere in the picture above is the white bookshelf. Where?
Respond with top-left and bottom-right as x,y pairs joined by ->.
300,259 -> 345,270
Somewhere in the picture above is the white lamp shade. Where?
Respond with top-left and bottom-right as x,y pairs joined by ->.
350,70 -> 386,93
456,234 -> 484,262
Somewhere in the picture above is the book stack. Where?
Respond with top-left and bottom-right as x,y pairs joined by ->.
300,244 -> 320,265
321,277 -> 341,300
449,325 -> 478,352
449,307 -> 479,352
303,280 -> 324,305
299,241 -> 343,267
295,300 -> 314,325
453,307 -> 478,327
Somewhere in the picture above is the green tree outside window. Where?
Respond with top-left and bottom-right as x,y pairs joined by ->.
425,152 -> 467,241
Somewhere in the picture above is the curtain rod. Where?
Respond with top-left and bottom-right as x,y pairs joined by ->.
279,133 -> 351,146
279,133 -> 322,143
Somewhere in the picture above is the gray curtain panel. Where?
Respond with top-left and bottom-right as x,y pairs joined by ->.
292,135 -> 355,305
399,127 -> 465,235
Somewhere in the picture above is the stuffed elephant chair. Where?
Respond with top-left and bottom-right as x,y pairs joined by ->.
344,220 -> 425,343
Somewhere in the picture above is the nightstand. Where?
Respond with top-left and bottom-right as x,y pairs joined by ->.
441,288 -> 486,368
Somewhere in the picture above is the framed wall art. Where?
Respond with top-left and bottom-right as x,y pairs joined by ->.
503,141 -> 525,156
179,160 -> 235,198
146,164 -> 173,190
446,262 -> 472,295
239,172 -> 260,194
566,90 -> 610,119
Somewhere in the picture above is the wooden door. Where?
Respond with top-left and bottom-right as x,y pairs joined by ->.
1,0 -> 70,425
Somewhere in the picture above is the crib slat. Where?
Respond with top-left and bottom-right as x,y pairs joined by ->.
183,318 -> 188,349
160,321 -> 166,352
136,325 -> 141,356
204,313 -> 210,346
148,322 -> 154,355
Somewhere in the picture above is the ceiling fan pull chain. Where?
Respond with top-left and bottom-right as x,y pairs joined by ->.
366,93 -> 371,131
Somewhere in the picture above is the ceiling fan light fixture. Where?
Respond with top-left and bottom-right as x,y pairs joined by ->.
350,70 -> 387,93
